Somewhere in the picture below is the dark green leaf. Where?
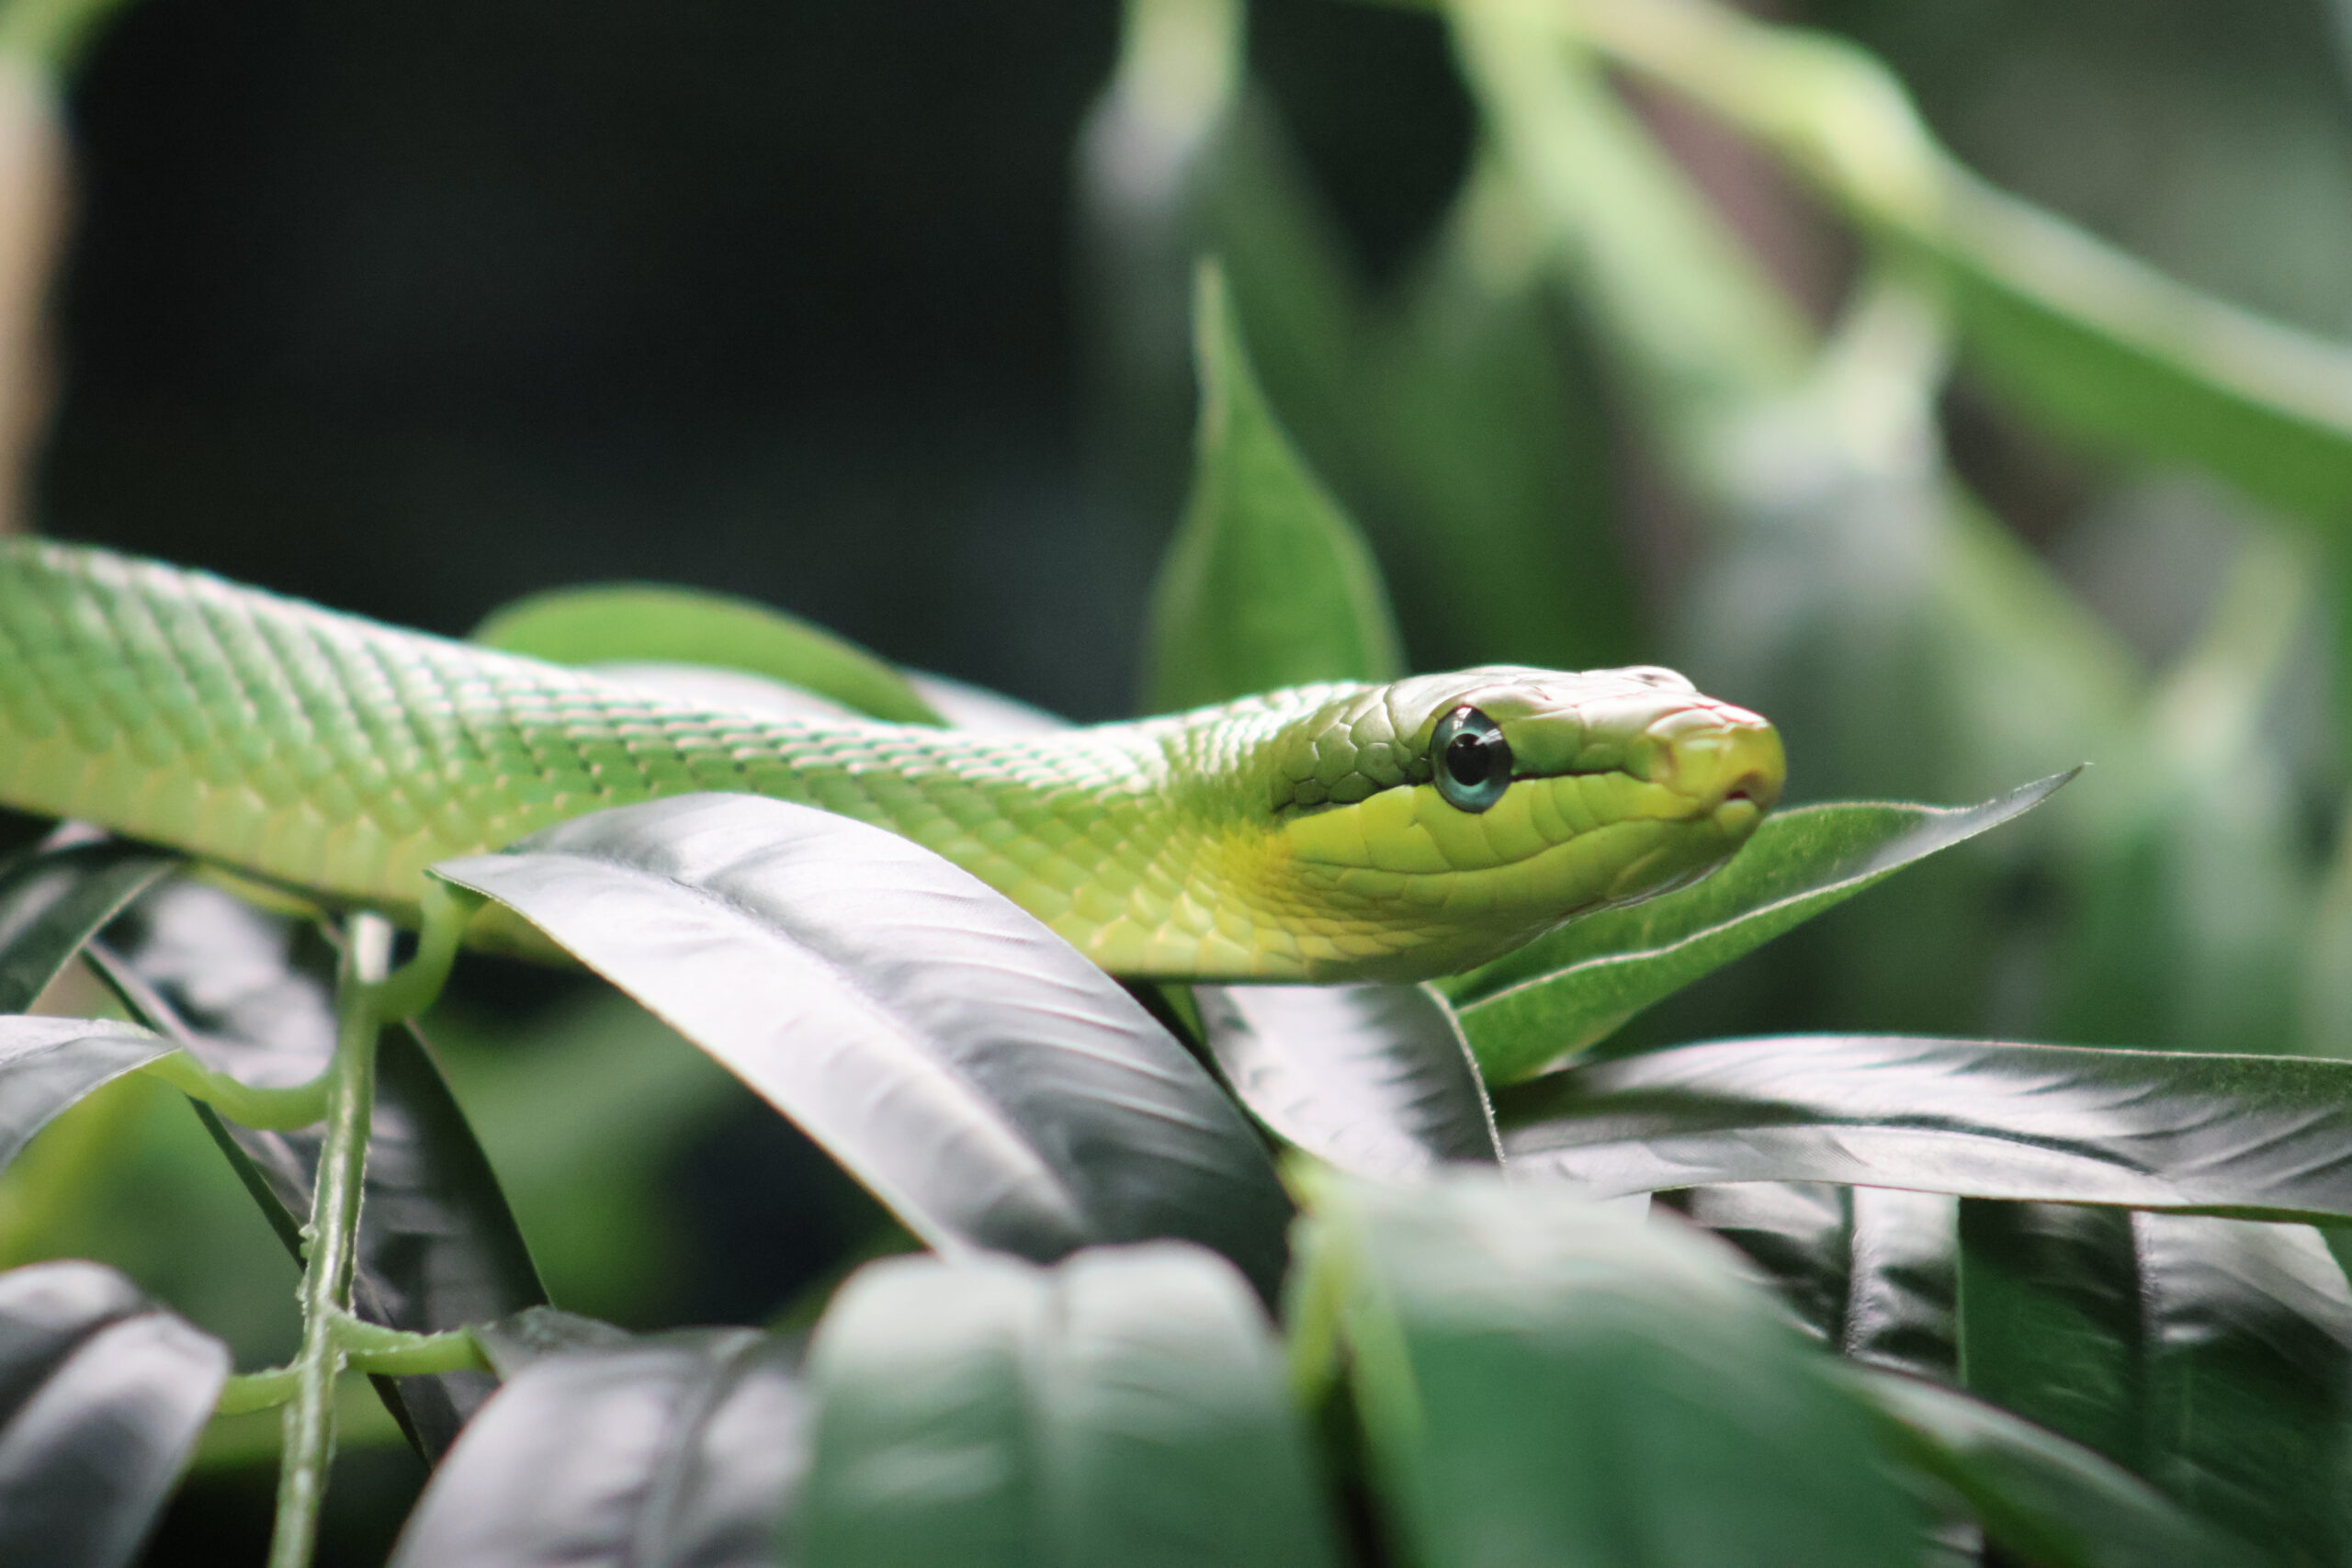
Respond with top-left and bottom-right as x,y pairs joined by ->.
1309,1171 -> 1917,1568
390,1327 -> 806,1568
1195,982 -> 1500,1176
433,795 -> 1292,1301
1142,264 -> 1402,712
1859,1370 -> 2278,1568
1666,1182 -> 1956,1380
473,582 -> 944,727
0,1259 -> 227,1568
90,880 -> 547,1458
798,1244 -> 1340,1568
1500,1033 -> 2352,1223
0,1016 -> 168,1176
0,838 -> 177,1014
1957,1201 -> 2143,1464
1449,773 -> 2072,1080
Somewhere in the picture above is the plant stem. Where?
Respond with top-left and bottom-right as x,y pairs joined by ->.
265,913 -> 392,1568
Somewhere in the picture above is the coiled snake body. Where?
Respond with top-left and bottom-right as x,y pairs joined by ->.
0,541 -> 1783,982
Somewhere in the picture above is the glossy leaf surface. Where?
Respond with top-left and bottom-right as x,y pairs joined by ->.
798,1245 -> 1339,1568
1860,1371 -> 2277,1568
1196,982 -> 1500,1177
1449,774 -> 2070,1079
0,1016 -> 168,1175
0,838 -> 177,1013
474,581 -> 944,726
1311,1172 -> 1917,1567
1144,265 -> 1402,712
91,880 -> 546,1457
390,1327 -> 806,1568
0,1260 -> 226,1568
434,795 -> 1291,1299
1500,1033 -> 2352,1222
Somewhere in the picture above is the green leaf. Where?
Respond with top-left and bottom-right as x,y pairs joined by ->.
0,1016 -> 168,1176
1142,264 -> 1402,712
1306,1170 -> 1918,1567
1194,982 -> 1500,1177
89,880 -> 547,1459
473,582 -> 945,727
432,795 -> 1292,1301
1956,1206 -> 2352,1562
1858,1370 -> 2278,1568
1499,1033 -> 2352,1224
1448,772 -> 2072,1080
390,1327 -> 806,1567
1667,1183 -> 1955,1380
798,1244 -> 1340,1568
0,838 -> 177,1014
0,1260 -> 226,1568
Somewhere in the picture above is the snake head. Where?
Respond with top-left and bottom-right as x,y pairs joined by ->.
1262,664 -> 1783,979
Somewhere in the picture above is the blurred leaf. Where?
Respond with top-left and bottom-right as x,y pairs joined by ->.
1308,1170 -> 1917,1567
0,1259 -> 226,1568
1666,1182 -> 1956,1380
1958,1206 -> 2352,1562
472,582 -> 944,727
433,795 -> 1292,1301
0,837 -> 175,1013
798,1244 -> 1340,1568
1447,773 -> 2071,1079
1195,982 -> 1500,1177
89,880 -> 546,1459
469,1306 -> 632,1381
1859,1371 -> 2278,1568
1501,1034 -> 2352,1223
1143,264 -> 1402,712
390,1326 -> 806,1568
0,1016 -> 166,1175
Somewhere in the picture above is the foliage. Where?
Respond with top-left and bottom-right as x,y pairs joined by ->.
0,0 -> 2348,1562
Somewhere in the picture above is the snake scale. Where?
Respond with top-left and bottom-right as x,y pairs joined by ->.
0,539 -> 1783,982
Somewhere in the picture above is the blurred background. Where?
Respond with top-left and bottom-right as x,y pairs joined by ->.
3,0 -> 2350,1558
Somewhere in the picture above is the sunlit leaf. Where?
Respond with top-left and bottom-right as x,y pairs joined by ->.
1859,1370 -> 2278,1568
0,838 -> 176,1014
389,1327 -> 806,1568
90,880 -> 546,1458
1195,982 -> 1499,1177
1143,264 -> 1401,712
1500,1034 -> 2352,1223
1308,1170 -> 1917,1567
0,1260 -> 226,1568
798,1244 -> 1340,1568
1449,773 -> 2071,1079
433,795 -> 1292,1300
474,581 -> 944,727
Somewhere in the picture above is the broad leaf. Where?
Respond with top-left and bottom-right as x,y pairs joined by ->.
1449,773 -> 2071,1079
1307,1171 -> 1917,1568
1195,982 -> 1501,1177
390,1327 -> 806,1568
798,1244 -> 1340,1568
474,582 -> 944,726
1143,264 -> 1401,713
0,838 -> 177,1013
1859,1371 -> 2278,1568
0,1260 -> 226,1568
90,880 -> 546,1458
0,1016 -> 168,1176
1666,1182 -> 1955,1380
433,795 -> 1291,1300
1500,1034 -> 2352,1223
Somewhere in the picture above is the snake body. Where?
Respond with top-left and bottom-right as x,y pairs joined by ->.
0,540 -> 1782,982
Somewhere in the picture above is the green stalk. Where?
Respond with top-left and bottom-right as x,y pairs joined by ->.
265,913 -> 393,1568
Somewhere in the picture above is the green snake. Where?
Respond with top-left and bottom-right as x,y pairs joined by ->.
0,540 -> 1783,982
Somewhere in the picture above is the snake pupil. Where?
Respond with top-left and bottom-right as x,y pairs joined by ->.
1430,705 -> 1511,813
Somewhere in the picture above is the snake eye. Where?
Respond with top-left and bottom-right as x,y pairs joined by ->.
1430,705 -> 1511,813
